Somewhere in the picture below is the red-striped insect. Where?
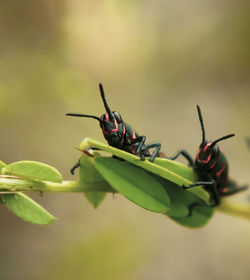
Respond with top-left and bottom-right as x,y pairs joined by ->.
171,105 -> 248,207
66,83 -> 162,174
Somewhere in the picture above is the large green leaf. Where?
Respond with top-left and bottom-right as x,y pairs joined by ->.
2,161 -> 63,183
79,138 -> 209,201
78,139 -> 214,227
93,156 -> 170,213
3,193 -> 56,225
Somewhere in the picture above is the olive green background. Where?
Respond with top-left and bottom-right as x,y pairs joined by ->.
0,1 -> 250,279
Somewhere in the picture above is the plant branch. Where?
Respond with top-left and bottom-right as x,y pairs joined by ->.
0,177 -> 114,193
217,200 -> 250,220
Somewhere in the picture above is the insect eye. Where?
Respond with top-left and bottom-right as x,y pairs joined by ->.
212,145 -> 219,154
113,111 -> 122,123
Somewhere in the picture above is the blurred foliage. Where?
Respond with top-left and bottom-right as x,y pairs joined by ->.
43,227 -> 147,280
0,0 -> 250,279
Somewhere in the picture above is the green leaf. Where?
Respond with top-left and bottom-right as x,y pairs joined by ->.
79,153 -> 113,193
154,158 -> 197,182
84,192 -> 106,208
78,139 -> 214,227
2,192 -> 56,225
79,153 -> 112,208
0,160 -> 7,173
93,156 -> 170,213
169,204 -> 214,228
149,173 -> 214,227
2,161 -> 63,183
150,174 -> 201,217
79,138 -> 209,201
153,158 -> 209,202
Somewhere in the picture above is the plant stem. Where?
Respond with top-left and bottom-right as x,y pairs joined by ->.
0,178 -> 114,193
217,200 -> 250,220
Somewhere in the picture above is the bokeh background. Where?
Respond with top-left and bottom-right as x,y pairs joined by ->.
1,0 -> 250,279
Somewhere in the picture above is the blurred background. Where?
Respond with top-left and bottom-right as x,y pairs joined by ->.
0,0 -> 250,279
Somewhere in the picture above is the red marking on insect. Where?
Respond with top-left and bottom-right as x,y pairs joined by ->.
221,187 -> 228,193
202,143 -> 211,152
132,130 -> 136,139
102,118 -> 118,135
123,124 -> 126,135
105,113 -> 109,122
196,149 -> 212,163
216,165 -> 226,177
201,154 -> 211,163
196,143 -> 213,163
209,161 -> 216,169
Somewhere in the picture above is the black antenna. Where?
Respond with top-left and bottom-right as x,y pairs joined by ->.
66,113 -> 102,122
196,105 -> 206,144
99,83 -> 113,120
211,134 -> 235,147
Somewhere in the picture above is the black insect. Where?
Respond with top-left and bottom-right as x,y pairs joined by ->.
171,105 -> 248,208
66,83 -> 162,174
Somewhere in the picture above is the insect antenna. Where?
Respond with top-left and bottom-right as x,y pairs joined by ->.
211,134 -> 235,147
66,113 -> 102,122
196,105 -> 206,144
99,83 -> 114,120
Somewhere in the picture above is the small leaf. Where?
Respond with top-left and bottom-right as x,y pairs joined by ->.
2,161 -> 63,183
79,154 -> 112,209
3,193 -> 56,225
84,192 -> 106,208
79,153 -> 111,208
0,161 -> 7,173
93,157 -> 170,213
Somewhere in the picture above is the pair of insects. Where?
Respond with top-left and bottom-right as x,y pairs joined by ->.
67,84 -> 248,209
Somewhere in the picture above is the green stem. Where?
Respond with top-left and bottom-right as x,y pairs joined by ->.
0,178 -> 114,193
217,200 -> 250,220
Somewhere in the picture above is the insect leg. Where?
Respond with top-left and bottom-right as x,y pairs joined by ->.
131,136 -> 147,160
187,202 -> 201,216
168,150 -> 194,166
209,184 -> 220,207
141,142 -> 162,162
70,160 -> 80,175
183,180 -> 215,189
